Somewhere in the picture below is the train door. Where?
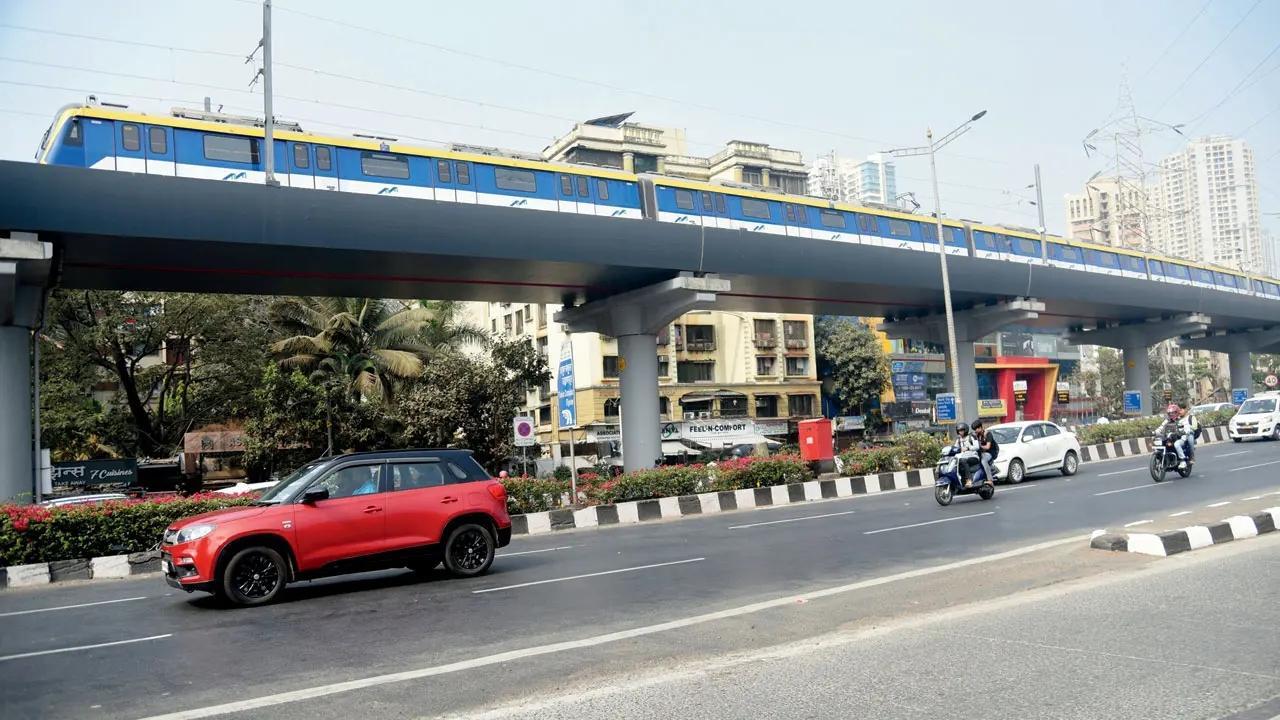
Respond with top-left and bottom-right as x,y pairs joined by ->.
143,126 -> 176,176
81,117 -> 115,170
289,142 -> 314,189
313,145 -> 338,191
433,159 -> 475,204
557,174 -> 577,214
115,122 -> 146,173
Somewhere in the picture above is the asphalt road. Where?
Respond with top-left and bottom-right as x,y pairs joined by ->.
1,438 -> 1278,720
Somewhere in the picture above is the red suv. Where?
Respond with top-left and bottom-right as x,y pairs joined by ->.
161,449 -> 511,606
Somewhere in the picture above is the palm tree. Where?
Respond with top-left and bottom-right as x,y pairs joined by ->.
417,299 -> 491,350
269,297 -> 434,403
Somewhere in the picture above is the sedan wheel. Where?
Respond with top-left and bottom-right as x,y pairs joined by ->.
1007,459 -> 1026,484
1061,451 -> 1079,476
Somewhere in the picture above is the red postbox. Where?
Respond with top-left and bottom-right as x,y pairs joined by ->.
797,418 -> 834,462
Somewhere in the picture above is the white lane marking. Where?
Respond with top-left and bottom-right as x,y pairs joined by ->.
1230,460 -> 1280,472
863,512 -> 995,535
729,510 -> 855,530
0,634 -> 170,662
472,558 -> 705,594
1169,511 -> 1192,517
1098,468 -> 1144,477
1095,483 -> 1169,497
498,546 -> 574,557
996,484 -> 1037,492
1207,501 -> 1232,508
0,596 -> 147,618
1123,520 -> 1152,528
134,535 -> 1086,720
1217,451 -> 1249,458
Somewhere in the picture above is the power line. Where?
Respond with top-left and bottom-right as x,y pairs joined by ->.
0,22 -> 243,59
1185,40 -> 1280,127
1140,0 -> 1215,81
1154,0 -> 1264,114
1235,102 -> 1280,137
0,79 -> 206,106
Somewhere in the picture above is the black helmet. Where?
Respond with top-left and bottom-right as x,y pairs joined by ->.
955,422 -> 970,435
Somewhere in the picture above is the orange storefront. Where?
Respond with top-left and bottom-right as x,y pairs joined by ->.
975,356 -> 1061,424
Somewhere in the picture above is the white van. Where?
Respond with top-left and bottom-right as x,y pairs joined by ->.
1228,392 -> 1280,442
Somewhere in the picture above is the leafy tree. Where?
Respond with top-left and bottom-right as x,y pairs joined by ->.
268,297 -> 434,403
42,290 -> 269,458
1077,348 -> 1125,418
815,317 -> 889,415
1253,353 -> 1280,389
1149,348 -> 1193,409
418,299 -> 490,350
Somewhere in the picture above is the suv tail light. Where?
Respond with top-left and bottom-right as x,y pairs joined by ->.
487,482 -> 507,502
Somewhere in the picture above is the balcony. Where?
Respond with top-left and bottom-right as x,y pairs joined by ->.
623,125 -> 665,147
754,335 -> 777,348
685,339 -> 716,353
784,339 -> 809,350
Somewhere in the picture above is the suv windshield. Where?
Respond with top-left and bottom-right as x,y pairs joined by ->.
1238,398 -> 1277,415
256,460 -> 328,504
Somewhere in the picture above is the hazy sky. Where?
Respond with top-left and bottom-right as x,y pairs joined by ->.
1,0 -> 1277,242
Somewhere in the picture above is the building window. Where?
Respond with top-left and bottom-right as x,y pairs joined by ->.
783,320 -> 809,348
496,168 -> 537,192
523,306 -> 532,322
604,398 -> 620,418
538,405 -> 552,425
660,396 -> 670,417
603,356 -> 621,379
361,152 -> 410,179
514,312 -> 524,336
677,361 -> 714,383
685,324 -> 715,351
756,355 -> 776,376
657,326 -> 670,346
785,356 -> 809,376
788,394 -> 815,417
658,357 -> 670,377
721,396 -> 748,417
148,127 -> 167,155
504,315 -> 512,335
754,319 -> 776,347
675,189 -> 694,210
743,169 -> 762,185
742,198 -> 770,219
754,395 -> 779,418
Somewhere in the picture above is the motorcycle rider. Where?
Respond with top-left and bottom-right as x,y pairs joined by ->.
971,419 -> 999,487
951,422 -> 980,487
1157,403 -> 1193,470
1178,402 -> 1200,461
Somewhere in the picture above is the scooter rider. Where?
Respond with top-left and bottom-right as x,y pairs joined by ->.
1158,404 -> 1193,470
952,422 -> 981,487
970,419 -> 999,487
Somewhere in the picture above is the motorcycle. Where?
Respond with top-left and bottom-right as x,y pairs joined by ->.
1149,429 -> 1193,482
934,444 -> 995,506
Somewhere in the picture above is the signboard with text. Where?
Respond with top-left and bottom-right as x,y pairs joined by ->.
978,398 -> 1007,418
834,416 -> 866,432
1123,391 -> 1142,415
51,458 -> 138,487
512,416 -> 537,447
935,393 -> 957,423
1012,379 -> 1028,405
1231,388 -> 1249,406
557,340 -> 576,428
1056,381 -> 1070,404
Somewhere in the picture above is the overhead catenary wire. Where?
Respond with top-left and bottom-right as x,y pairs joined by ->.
1154,0 -> 1264,114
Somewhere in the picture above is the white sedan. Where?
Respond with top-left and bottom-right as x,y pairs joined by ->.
985,421 -> 1081,484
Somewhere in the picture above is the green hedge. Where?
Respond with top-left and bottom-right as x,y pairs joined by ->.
837,432 -> 944,475
1,493 -> 258,568
1073,408 -> 1234,446
501,476 -> 569,515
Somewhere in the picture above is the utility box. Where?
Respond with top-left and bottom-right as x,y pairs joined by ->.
798,418 -> 834,461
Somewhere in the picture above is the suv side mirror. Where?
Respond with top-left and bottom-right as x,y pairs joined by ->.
302,487 -> 329,503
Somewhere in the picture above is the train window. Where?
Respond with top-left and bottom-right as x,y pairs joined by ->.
949,227 -> 966,245
1166,264 -> 1191,280
1149,260 -> 1164,276
792,205 -> 807,223
1018,238 -> 1039,256
293,144 -> 309,169
456,161 -> 470,185
560,175 -> 573,196
65,119 -> 83,146
819,210 -> 845,229
701,192 -> 713,211
675,190 -> 695,210
785,205 -> 795,222
1194,268 -> 1214,284
437,160 -> 451,183
577,176 -> 589,198
360,152 -> 410,179
920,223 -> 937,241
715,194 -> 726,214
596,179 -> 609,200
148,127 -> 167,155
741,198 -> 770,219
204,134 -> 259,164
1098,251 -> 1119,268
888,219 -> 912,238
121,124 -> 141,152
857,214 -> 878,233
315,146 -> 332,171
495,167 -> 537,192
1122,255 -> 1144,272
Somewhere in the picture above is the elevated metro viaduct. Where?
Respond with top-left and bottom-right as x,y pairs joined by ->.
3,161 -> 1278,500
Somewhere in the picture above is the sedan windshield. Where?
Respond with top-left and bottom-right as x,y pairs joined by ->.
988,427 -> 1020,444
1238,398 -> 1276,415
256,460 -> 327,504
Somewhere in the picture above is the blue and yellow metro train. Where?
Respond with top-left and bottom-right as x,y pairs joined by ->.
36,101 -> 1280,301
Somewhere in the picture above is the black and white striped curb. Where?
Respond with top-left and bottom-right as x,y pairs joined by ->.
1077,425 -> 1228,462
1090,507 -> 1279,556
0,552 -> 159,590
512,469 -> 934,535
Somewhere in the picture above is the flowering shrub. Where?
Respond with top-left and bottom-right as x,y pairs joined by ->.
0,493 -> 258,567
501,476 -> 569,515
709,455 -> 811,490
837,446 -> 901,475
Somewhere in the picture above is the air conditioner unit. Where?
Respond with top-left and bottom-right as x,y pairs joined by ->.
698,412 -> 712,420
683,412 -> 697,420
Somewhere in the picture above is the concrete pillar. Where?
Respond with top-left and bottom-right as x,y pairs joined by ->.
1228,348 -> 1253,395
618,333 -> 660,473
622,151 -> 635,173
0,326 -> 32,502
950,341 -> 979,424
1123,343 -> 1151,416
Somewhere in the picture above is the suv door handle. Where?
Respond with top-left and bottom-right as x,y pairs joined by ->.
441,496 -> 458,504
362,506 -> 383,514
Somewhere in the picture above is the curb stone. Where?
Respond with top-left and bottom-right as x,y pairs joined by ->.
1090,507 -> 1280,557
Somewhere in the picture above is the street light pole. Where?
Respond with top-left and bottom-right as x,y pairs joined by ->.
261,0 -> 278,187
884,111 -> 987,419
1034,164 -> 1046,260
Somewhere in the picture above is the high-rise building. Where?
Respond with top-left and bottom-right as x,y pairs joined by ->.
1063,177 -> 1147,248
1151,136 -> 1262,271
1261,228 -> 1280,278
808,153 -> 899,207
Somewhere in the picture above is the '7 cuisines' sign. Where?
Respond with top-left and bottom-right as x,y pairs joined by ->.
51,458 -> 138,487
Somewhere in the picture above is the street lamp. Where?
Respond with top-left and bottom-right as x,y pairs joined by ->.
883,110 -> 988,419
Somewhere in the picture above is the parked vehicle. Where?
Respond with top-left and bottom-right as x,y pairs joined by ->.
39,493 -> 128,507
934,444 -> 995,506
161,449 -> 511,606
1191,402 -> 1234,416
1150,429 -> 1193,482
1228,395 -> 1280,442
985,421 -> 1081,484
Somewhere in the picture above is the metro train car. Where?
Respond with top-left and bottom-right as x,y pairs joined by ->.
36,100 -> 1280,302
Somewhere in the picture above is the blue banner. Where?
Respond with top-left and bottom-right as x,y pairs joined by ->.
557,341 -> 576,427
1231,388 -> 1248,406
1123,390 -> 1142,415
935,393 -> 956,423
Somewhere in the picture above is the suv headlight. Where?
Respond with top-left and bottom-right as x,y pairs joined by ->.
175,524 -> 215,544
